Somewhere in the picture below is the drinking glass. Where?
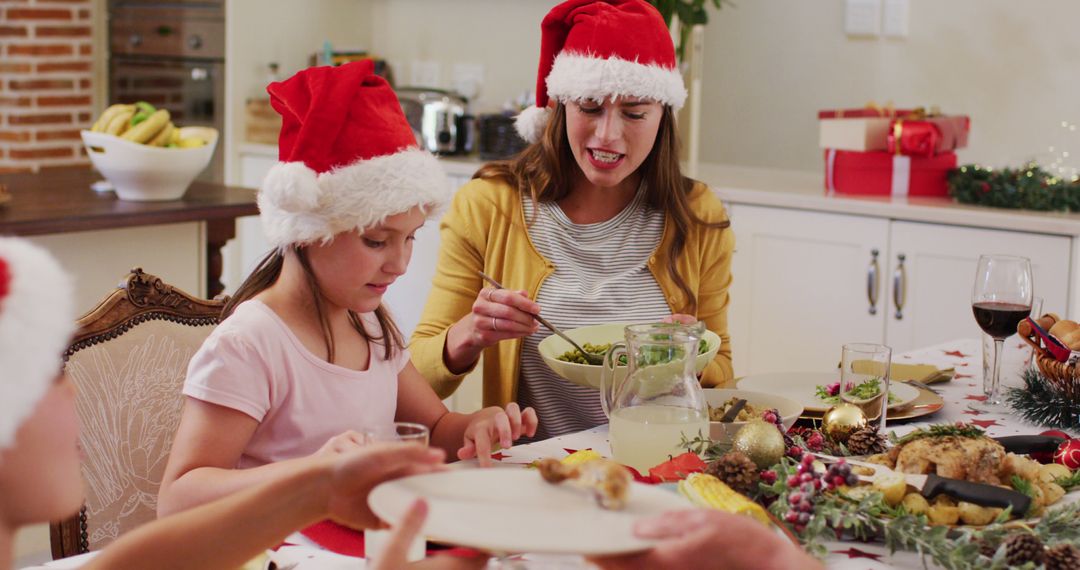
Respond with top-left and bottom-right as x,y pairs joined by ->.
362,422 -> 429,564
971,255 -> 1033,413
839,343 -> 892,432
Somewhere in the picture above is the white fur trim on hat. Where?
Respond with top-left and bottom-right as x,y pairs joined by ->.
546,51 -> 687,110
0,238 -> 75,450
514,105 -> 552,144
258,148 -> 451,250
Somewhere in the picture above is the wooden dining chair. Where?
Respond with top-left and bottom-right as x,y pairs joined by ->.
50,268 -> 226,559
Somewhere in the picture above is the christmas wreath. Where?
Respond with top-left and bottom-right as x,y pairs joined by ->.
949,164 -> 1080,211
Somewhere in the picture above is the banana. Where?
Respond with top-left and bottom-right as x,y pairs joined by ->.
91,104 -> 134,133
121,109 -> 170,143
105,109 -> 136,136
148,122 -> 175,147
170,128 -> 181,146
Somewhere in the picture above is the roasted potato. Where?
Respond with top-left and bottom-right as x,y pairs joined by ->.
900,493 -> 929,516
958,501 -> 999,526
872,472 -> 907,506
1039,463 -> 1072,484
1039,481 -> 1066,506
928,503 -> 960,525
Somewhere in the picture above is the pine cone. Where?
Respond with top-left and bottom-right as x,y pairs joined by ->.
705,451 -> 760,495
1045,543 -> 1080,570
846,426 -> 888,456
974,538 -> 999,559
1004,533 -> 1046,567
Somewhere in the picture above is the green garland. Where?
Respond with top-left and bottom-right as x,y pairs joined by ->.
759,457 -> 1080,568
1005,368 -> 1080,430
949,163 -> 1080,211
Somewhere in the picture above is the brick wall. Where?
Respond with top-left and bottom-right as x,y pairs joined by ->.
0,0 -> 94,174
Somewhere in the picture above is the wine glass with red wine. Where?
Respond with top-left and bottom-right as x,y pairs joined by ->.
970,254 -> 1033,412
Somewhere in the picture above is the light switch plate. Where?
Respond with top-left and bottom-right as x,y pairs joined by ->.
845,0 -> 881,37
452,62 -> 484,100
883,0 -> 910,38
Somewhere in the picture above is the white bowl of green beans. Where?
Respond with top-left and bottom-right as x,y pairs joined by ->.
536,322 -> 721,390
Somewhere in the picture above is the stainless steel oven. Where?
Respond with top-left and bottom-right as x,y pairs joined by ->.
108,1 -> 225,182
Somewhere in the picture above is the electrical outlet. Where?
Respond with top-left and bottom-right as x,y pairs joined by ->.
410,60 -> 441,88
452,63 -> 484,100
883,0 -> 910,38
845,0 -> 881,37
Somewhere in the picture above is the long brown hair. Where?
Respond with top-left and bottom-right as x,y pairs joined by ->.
474,102 -> 731,313
222,246 -> 404,362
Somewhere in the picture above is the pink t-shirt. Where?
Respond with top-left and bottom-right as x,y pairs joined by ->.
184,299 -> 408,469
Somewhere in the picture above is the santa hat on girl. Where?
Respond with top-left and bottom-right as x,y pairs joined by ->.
0,238 -> 75,450
259,60 -> 450,250
515,0 -> 688,143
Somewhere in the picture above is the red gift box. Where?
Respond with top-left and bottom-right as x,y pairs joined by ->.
887,116 -> 970,158
819,106 -> 969,155
824,149 -> 957,197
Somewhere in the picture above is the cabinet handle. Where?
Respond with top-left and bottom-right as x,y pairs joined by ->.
893,253 -> 907,320
867,248 -> 880,315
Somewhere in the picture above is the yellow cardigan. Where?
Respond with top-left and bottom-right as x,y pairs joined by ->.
409,177 -> 736,407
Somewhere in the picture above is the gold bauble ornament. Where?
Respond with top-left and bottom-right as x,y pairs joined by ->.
821,403 -> 868,444
731,419 -> 786,469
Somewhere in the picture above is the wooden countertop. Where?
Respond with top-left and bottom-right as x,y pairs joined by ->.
0,167 -> 258,237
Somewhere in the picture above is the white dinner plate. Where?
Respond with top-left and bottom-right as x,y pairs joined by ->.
737,372 -> 921,414
368,468 -> 693,555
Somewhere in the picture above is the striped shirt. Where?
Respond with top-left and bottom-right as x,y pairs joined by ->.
517,186 -> 671,441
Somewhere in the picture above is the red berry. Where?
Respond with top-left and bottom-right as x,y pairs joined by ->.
800,473 -> 814,483
787,476 -> 800,487
813,479 -> 823,490
798,500 -> 813,512
789,492 -> 804,504
761,470 -> 777,484
763,411 -> 779,424
785,511 -> 799,523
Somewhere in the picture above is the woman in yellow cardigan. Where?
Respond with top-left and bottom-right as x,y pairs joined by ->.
411,0 -> 735,440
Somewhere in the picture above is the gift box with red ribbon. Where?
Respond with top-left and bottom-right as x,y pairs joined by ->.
819,106 -> 969,156
824,149 -> 957,197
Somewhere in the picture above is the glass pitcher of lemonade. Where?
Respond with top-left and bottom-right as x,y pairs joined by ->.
600,322 -> 708,472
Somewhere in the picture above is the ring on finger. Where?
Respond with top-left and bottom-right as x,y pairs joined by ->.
492,316 -> 499,331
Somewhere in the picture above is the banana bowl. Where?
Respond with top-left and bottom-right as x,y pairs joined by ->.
81,127 -> 218,201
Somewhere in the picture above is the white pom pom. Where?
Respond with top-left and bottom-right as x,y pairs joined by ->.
260,162 -> 320,213
514,105 -> 551,144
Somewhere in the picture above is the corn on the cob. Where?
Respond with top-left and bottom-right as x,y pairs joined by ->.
561,449 -> 604,466
677,473 -> 771,526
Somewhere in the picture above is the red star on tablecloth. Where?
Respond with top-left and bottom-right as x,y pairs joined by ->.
965,395 -> 988,401
956,373 -> 973,379
831,548 -> 883,561
963,410 -> 983,416
944,350 -> 972,358
971,419 -> 1000,428
490,452 -> 510,461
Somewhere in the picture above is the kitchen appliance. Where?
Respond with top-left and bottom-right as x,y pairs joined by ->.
477,113 -> 528,160
395,88 -> 472,155
108,1 -> 225,182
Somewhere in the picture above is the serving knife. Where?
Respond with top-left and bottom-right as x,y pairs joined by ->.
811,453 -> 1032,516
995,435 -> 1067,455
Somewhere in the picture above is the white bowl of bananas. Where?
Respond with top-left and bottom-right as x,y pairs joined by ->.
81,102 -> 217,201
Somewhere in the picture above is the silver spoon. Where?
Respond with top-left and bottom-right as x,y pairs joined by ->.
476,270 -> 605,365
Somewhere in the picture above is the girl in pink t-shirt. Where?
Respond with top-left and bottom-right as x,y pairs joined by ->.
159,61 -> 537,516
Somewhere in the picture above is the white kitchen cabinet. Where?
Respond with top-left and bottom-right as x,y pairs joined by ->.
883,221 -> 1069,354
728,205 -> 890,376
727,203 -> 1072,377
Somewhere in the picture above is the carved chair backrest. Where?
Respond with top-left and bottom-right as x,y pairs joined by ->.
49,268 -> 226,559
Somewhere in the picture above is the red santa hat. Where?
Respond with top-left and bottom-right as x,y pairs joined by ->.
515,0 -> 687,142
259,60 -> 450,250
0,238 -> 75,450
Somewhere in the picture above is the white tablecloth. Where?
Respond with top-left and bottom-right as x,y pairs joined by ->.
481,338 -> 1078,569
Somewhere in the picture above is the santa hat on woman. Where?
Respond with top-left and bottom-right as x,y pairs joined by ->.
0,238 -> 76,450
259,60 -> 450,250
515,0 -> 688,143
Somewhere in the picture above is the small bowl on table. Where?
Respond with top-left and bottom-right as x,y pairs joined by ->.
704,388 -> 803,445
536,322 -> 722,390
81,126 -> 218,201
